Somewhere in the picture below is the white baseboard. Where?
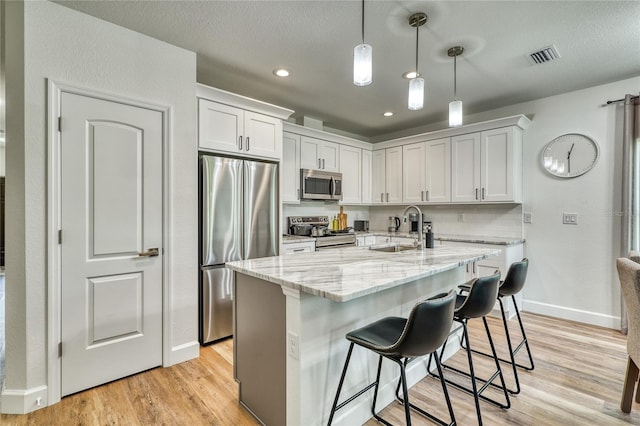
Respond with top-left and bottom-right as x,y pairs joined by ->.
523,299 -> 620,329
1,385 -> 48,414
167,340 -> 200,366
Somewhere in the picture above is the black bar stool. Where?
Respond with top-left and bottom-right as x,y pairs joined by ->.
430,270 -> 510,426
327,290 -> 457,426
461,258 -> 534,394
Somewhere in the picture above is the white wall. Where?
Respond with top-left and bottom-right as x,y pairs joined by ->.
2,1 -> 198,413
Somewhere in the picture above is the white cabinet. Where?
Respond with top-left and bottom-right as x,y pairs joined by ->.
198,99 -> 282,160
282,240 -> 315,255
356,235 -> 376,247
339,145 -> 362,204
372,147 -> 403,204
282,132 -> 300,203
402,138 -> 451,204
300,136 -> 339,172
361,150 -> 372,204
451,127 -> 522,203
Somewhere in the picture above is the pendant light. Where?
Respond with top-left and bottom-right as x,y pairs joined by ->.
407,13 -> 427,110
353,0 -> 372,86
448,46 -> 464,127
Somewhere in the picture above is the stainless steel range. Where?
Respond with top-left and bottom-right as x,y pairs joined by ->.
288,216 -> 356,250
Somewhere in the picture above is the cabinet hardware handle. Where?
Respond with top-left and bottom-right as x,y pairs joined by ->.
138,247 -> 159,257
426,190 -> 430,201
473,262 -> 477,273
322,158 -> 325,169
318,158 -> 321,169
482,187 -> 485,200
386,193 -> 389,202
421,190 -> 424,201
380,193 -> 384,202
475,188 -> 479,200
238,136 -> 243,151
466,264 -> 469,273
297,188 -> 300,199
246,137 -> 250,151
293,248 -> 305,252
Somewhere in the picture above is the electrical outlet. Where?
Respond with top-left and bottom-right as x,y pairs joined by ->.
287,331 -> 299,360
562,213 -> 578,225
457,213 -> 464,222
523,212 -> 532,224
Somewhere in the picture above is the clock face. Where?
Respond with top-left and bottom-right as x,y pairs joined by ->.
541,133 -> 599,178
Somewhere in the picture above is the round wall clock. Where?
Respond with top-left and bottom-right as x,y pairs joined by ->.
541,133 -> 599,178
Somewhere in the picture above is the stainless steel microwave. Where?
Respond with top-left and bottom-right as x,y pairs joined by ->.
300,169 -> 343,201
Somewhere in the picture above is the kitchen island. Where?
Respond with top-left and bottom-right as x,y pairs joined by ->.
226,244 -> 500,426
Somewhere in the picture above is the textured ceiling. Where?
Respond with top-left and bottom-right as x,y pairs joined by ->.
55,0 -> 640,139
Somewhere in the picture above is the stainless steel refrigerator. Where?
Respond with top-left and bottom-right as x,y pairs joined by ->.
199,155 -> 279,344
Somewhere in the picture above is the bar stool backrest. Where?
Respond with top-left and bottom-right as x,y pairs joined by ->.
455,271 -> 501,319
617,258 -> 640,366
390,290 -> 457,358
499,258 -> 529,296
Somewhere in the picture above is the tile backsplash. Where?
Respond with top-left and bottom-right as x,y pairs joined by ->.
368,204 -> 523,238
282,202 -> 370,232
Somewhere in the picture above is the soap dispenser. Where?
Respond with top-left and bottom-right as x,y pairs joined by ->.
425,222 -> 434,248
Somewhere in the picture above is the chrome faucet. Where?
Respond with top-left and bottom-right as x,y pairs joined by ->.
402,205 -> 424,249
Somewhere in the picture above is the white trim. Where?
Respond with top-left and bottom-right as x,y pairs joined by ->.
374,114 -> 532,150
196,83 -> 294,120
46,80 -> 171,406
0,385 -> 48,415
523,299 -> 619,329
169,341 -> 200,366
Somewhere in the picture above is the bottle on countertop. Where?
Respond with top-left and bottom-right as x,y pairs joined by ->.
332,215 -> 339,231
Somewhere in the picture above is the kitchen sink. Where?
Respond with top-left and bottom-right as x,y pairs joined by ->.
369,244 -> 418,253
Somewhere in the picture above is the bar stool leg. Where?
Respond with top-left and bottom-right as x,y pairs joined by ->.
510,295 -> 535,371
462,321 -> 484,425
327,343 -> 355,426
483,316 -> 511,409
498,297 -> 521,394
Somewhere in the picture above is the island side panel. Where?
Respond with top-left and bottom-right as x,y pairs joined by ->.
234,272 -> 286,426
289,267 -> 464,426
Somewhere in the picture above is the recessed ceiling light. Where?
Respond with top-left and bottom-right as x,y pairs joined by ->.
383,112 -> 394,117
273,68 -> 290,77
402,71 -> 420,79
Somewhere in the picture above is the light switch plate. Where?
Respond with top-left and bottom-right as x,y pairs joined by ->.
523,212 -> 532,224
287,331 -> 299,360
563,213 -> 578,225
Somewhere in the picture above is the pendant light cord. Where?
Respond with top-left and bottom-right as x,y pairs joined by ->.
361,0 -> 365,43
453,54 -> 457,100
415,25 -> 419,73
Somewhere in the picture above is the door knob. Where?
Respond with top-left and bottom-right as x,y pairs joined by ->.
138,248 -> 159,257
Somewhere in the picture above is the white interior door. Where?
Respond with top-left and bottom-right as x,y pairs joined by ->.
60,92 -> 163,396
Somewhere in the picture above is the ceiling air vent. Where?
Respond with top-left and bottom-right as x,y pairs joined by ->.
527,45 -> 561,65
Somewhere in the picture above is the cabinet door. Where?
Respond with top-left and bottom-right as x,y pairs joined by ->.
198,99 -> 243,154
339,145 -> 362,204
451,133 -> 481,203
361,150 -> 372,204
321,141 -> 340,172
244,111 -> 282,160
282,132 -> 300,203
402,142 -> 426,204
371,150 -> 386,204
300,136 -> 322,170
480,127 -> 515,202
425,138 -> 451,203
385,147 -> 403,203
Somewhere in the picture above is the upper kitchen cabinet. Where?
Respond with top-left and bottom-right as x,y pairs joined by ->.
451,126 -> 522,203
372,147 -> 403,204
300,136 -> 339,172
402,137 -> 451,204
197,84 -> 293,161
339,145 -> 362,204
361,150 -> 372,204
282,132 -> 301,203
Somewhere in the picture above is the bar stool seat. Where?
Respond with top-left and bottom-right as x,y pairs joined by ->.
327,290 -> 457,426
430,270 -> 510,426
460,258 -> 533,394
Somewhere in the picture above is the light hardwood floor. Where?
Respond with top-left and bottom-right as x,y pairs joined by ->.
2,313 -> 640,425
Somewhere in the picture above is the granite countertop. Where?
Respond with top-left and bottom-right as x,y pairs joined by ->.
226,245 -> 500,302
356,230 -> 524,246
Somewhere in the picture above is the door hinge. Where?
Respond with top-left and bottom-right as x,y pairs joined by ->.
58,116 -> 62,132
58,229 -> 62,244
58,342 -> 62,357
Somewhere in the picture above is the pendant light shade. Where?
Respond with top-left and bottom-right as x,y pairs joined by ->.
449,100 -> 463,126
353,0 -> 372,86
448,46 -> 464,127
408,77 -> 424,110
354,43 -> 372,86
407,13 -> 427,111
